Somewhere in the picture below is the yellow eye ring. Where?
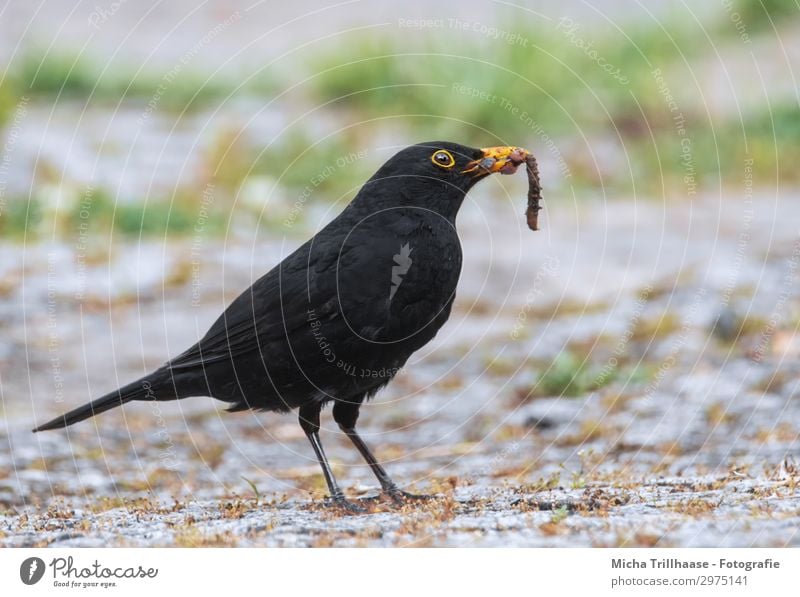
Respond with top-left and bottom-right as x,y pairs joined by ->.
431,150 -> 455,169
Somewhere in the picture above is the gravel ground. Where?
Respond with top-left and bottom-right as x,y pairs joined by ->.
1,194 -> 799,547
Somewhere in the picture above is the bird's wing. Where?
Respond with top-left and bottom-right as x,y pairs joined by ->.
166,233 -> 395,371
167,240 -> 320,370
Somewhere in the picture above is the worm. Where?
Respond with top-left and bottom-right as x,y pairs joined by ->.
525,154 -> 542,231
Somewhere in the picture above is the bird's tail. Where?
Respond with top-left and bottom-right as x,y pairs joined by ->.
32,376 -> 163,432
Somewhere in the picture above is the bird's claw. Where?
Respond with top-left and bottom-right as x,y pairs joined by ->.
384,487 -> 434,505
325,494 -> 367,514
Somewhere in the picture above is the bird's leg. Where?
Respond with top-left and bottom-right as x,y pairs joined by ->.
298,402 -> 365,513
333,398 -> 432,504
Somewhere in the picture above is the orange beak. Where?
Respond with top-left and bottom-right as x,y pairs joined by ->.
463,146 -> 530,175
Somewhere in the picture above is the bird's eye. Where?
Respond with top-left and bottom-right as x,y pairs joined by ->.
431,150 -> 455,169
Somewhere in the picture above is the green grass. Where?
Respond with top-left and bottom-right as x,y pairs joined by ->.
16,52 -> 100,97
306,19 -> 709,142
112,200 -> 197,236
731,0 -> 799,32
529,350 -> 614,398
10,50 -> 276,110
0,190 -> 227,240
624,100 -> 800,194
298,15 -> 800,197
0,81 -> 18,128
198,127 -> 372,215
515,345 -> 659,401
250,130 -> 371,196
1,11 -> 798,236
0,196 -> 42,237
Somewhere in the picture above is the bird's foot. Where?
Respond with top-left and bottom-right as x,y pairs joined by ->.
383,487 -> 434,505
324,494 -> 367,514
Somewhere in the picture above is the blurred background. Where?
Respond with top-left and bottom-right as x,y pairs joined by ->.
1,1 -> 799,547
0,0 -> 797,236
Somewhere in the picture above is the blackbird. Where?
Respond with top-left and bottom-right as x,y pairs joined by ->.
34,141 -> 530,510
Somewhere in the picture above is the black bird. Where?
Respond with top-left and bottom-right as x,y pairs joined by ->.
34,141 -> 530,510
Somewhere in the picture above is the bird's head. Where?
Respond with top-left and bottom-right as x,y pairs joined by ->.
358,141 -> 530,219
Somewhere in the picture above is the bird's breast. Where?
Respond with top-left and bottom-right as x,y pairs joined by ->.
331,211 -> 462,347
271,208 -> 464,400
